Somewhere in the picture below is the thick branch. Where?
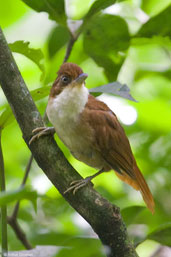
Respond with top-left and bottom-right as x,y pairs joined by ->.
0,27 -> 138,257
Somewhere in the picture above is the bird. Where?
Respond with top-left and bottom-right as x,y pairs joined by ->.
30,62 -> 155,214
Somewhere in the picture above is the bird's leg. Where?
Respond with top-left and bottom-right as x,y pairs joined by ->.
29,127 -> 55,144
64,168 -> 105,195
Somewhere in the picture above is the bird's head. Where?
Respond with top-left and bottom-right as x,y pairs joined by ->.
50,63 -> 88,97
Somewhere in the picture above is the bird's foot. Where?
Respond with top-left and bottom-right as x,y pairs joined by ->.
29,127 -> 55,144
64,177 -> 93,195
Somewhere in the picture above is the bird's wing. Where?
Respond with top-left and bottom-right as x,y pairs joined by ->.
83,95 -> 135,178
83,95 -> 155,213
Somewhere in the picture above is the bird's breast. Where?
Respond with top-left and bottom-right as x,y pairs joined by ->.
46,87 -> 106,169
46,85 -> 89,151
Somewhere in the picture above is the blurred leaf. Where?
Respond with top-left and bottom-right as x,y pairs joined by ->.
21,0 -> 66,25
55,237 -> 105,257
0,187 -> 37,211
47,25 -> 70,58
84,14 -> 130,55
121,206 -> 146,226
31,86 -> 51,101
89,82 -> 137,101
0,0 -> 28,28
0,86 -> 51,129
136,5 -> 171,38
0,107 -> 14,129
84,0 -> 117,20
83,14 -> 130,80
31,232 -> 72,245
147,223 -> 171,246
131,36 -> 171,47
9,41 -> 45,78
91,54 -> 125,81
18,209 -> 33,222
137,100 -> 171,133
141,0 -> 171,16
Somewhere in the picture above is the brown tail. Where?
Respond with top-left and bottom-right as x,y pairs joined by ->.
115,163 -> 155,214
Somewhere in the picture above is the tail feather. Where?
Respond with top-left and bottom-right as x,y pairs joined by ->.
115,163 -> 155,214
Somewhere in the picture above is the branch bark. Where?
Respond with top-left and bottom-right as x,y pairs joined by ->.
0,27 -> 138,257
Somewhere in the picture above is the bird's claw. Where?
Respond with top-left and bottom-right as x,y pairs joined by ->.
29,127 -> 55,145
64,178 -> 93,195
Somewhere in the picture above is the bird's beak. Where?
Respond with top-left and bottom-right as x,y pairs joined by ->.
74,73 -> 88,85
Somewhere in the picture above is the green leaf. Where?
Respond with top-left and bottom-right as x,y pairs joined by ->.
31,232 -> 72,245
91,54 -> 125,81
84,0 -> 117,19
147,223 -> 171,246
9,41 -> 45,78
0,86 -> 51,129
89,82 -> 137,102
56,237 -> 104,257
47,25 -> 70,58
0,107 -> 14,129
141,0 -> 171,16
136,5 -> 171,38
0,187 -> 37,211
121,206 -> 146,226
21,0 -> 66,25
0,0 -> 28,28
83,14 -> 130,80
84,14 -> 130,55
131,36 -> 171,47
31,86 -> 51,101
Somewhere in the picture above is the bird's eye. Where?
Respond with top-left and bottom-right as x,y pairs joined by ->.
61,76 -> 70,85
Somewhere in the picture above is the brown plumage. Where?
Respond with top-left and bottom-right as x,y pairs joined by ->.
46,62 -> 155,213
82,94 -> 155,213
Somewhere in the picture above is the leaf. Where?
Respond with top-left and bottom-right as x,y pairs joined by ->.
31,232 -> 72,245
21,0 -> 66,25
147,223 -> 171,246
47,25 -> 70,58
83,14 -> 130,80
0,107 -> 14,129
141,0 -> 171,16
0,187 -> 37,211
31,86 -> 51,101
84,14 -> 130,55
9,41 -> 45,78
131,36 -> 171,47
136,5 -> 171,38
89,82 -> 137,102
92,54 -> 125,81
0,0 -> 28,28
56,237 -> 105,257
84,0 -> 117,20
121,206 -> 146,226
0,86 -> 51,129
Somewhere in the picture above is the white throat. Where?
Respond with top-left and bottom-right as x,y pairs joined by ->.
47,84 -> 89,130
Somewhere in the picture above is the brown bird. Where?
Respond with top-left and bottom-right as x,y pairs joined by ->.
30,62 -> 155,214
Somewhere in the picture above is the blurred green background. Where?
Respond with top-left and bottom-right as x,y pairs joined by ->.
0,0 -> 171,256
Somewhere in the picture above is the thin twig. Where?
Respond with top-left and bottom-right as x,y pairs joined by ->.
63,36 -> 77,63
11,154 -> 33,220
7,155 -> 33,249
0,130 -> 8,256
7,216 -> 32,249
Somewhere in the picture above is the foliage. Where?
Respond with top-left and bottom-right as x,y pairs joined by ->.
0,0 -> 171,256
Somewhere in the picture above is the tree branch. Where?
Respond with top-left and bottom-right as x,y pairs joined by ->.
0,27 -> 138,257
63,36 -> 76,63
7,155 -> 33,249
11,154 -> 33,220
7,216 -> 32,250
